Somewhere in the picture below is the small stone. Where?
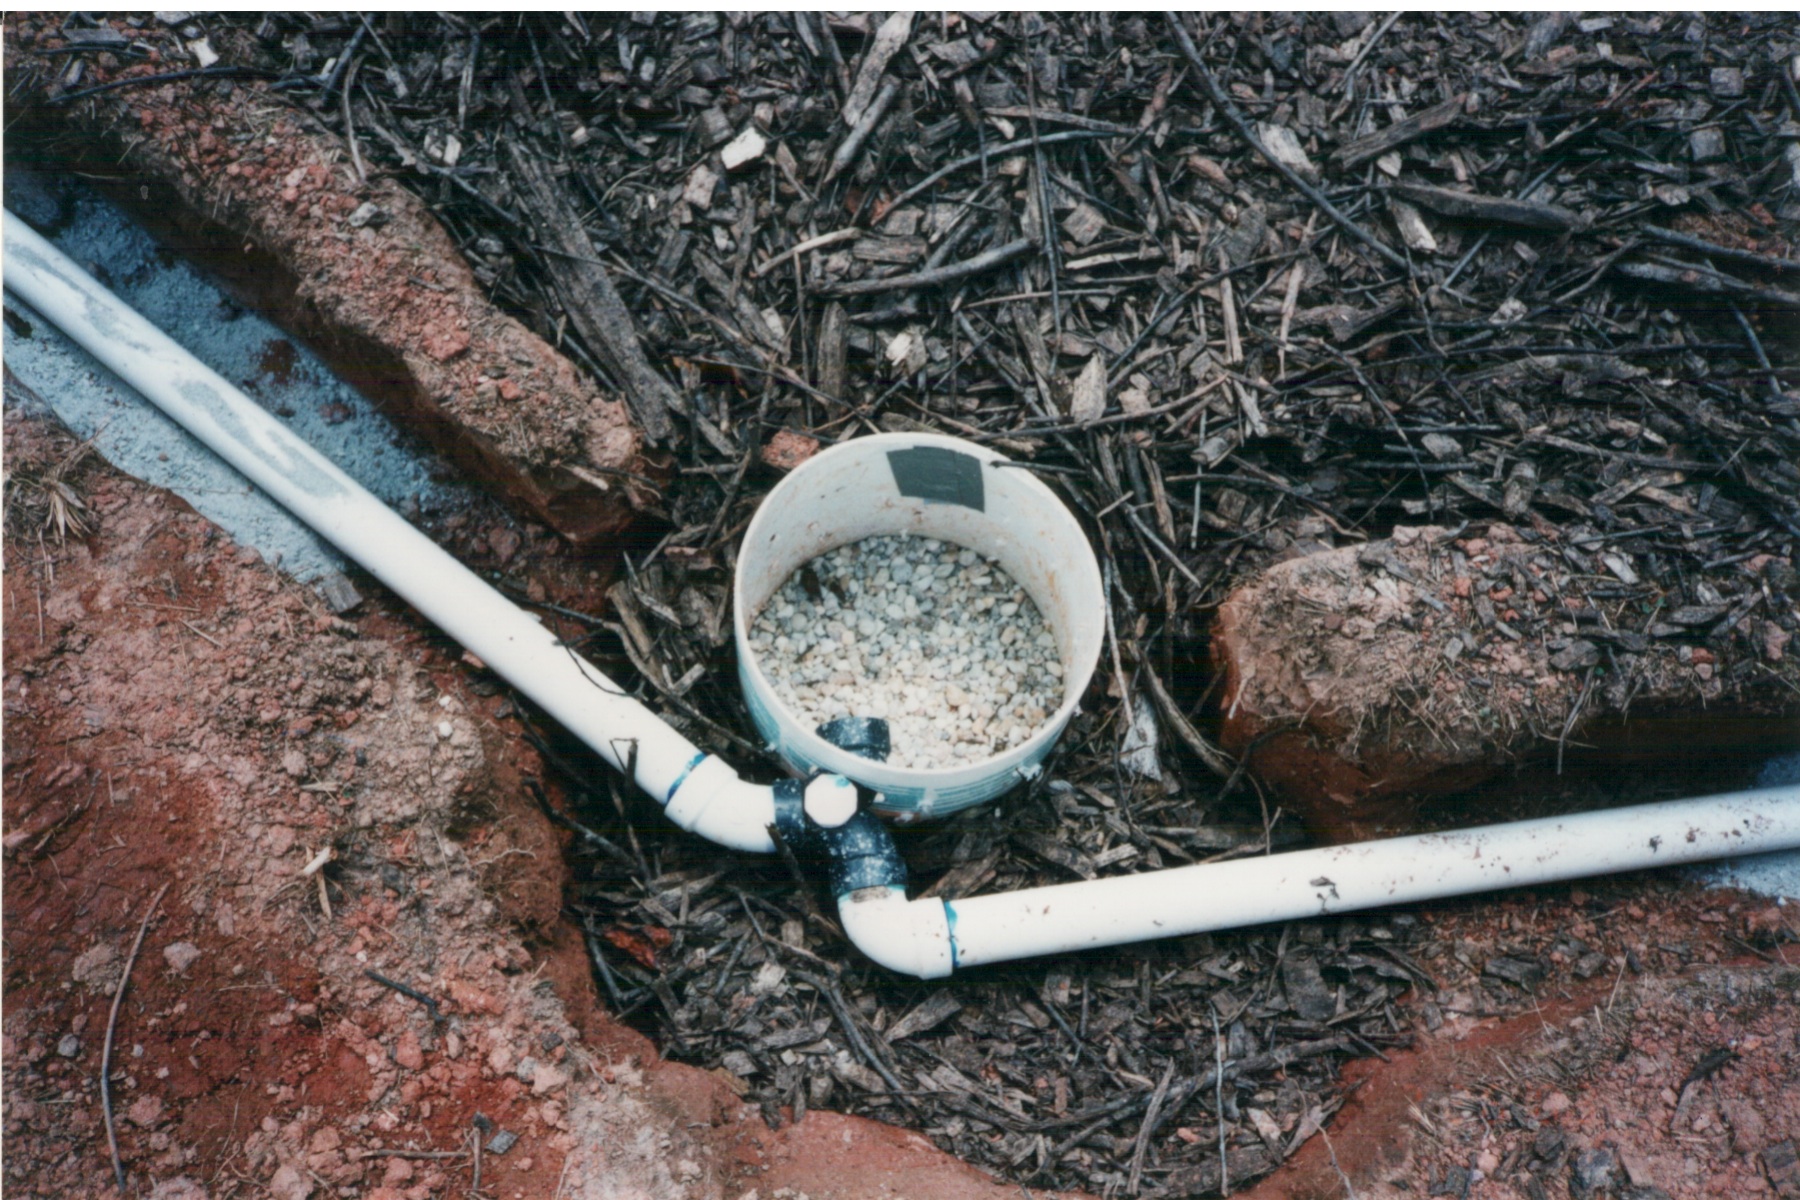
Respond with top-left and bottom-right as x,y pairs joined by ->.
1690,126 -> 1727,162
750,534 -> 1062,769
127,1094 -> 166,1128
683,163 -> 719,209
1571,1147 -> 1619,1199
56,1034 -> 80,1058
761,429 -> 819,471
346,201 -> 387,229
1549,640 -> 1600,672
394,1028 -> 424,1071
163,942 -> 202,975
720,126 -> 767,170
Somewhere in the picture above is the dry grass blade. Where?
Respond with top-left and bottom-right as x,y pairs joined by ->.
2,423 -> 97,544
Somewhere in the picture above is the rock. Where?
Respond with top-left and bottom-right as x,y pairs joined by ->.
1709,66 -> 1745,98
1690,127 -> 1727,162
531,1061 -> 570,1095
268,1164 -> 313,1200
720,126 -> 767,170
163,941 -> 202,974
56,1034 -> 81,1058
393,1028 -> 424,1071
345,201 -> 387,229
761,429 -> 820,471
1211,528 -> 1798,840
683,164 -> 718,209
147,1178 -> 210,1200
71,941 -> 121,993
127,1094 -> 166,1127
1722,1097 -> 1766,1156
1570,1146 -> 1619,1199
747,534 -> 1060,770
1550,640 -> 1600,672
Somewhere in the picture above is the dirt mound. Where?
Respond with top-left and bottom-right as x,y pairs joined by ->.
1,409 -> 1030,1200
1215,523 -> 1799,838
5,14 -> 654,545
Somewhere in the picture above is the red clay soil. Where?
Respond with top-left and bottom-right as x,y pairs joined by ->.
1213,523 -> 1800,840
1,409 -> 1050,1200
4,13 -> 656,546
1239,886 -> 1800,1200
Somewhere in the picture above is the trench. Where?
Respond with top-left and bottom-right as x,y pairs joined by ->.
7,165 -> 1798,1200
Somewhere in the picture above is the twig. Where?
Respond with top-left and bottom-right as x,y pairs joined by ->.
790,965 -> 918,1112
364,969 -> 444,1022
1138,657 -> 1233,777
470,1114 -> 489,1197
1391,181 -> 1580,231
884,130 -> 1124,213
180,619 -> 222,648
1613,259 -> 1800,310
1642,225 -> 1800,276
1127,1062 -> 1176,1194
1320,1128 -> 1361,1199
1337,11 -> 1404,95
820,237 -> 1035,297
340,53 -> 367,186
51,64 -> 275,104
103,882 -> 171,1196
1212,1005 -> 1230,1196
752,227 -> 861,278
825,74 -> 901,183
1731,305 -> 1789,407
1166,14 -> 1408,271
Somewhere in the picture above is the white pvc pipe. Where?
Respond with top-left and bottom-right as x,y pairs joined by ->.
840,784 -> 1800,977
12,210 -> 1798,982
3,212 -> 779,854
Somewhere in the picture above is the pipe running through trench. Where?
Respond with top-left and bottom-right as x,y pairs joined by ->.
7,211 -> 1797,980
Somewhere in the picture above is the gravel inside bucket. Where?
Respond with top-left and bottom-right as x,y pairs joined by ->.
749,534 -> 1063,770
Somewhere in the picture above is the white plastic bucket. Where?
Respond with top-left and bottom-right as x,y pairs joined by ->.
734,432 -> 1105,820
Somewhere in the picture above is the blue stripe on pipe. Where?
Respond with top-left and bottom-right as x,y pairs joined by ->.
943,899 -> 959,969
663,752 -> 710,806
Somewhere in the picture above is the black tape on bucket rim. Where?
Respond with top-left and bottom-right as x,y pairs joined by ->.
887,445 -> 984,510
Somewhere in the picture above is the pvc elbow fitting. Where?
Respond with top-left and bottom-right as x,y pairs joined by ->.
661,756 -> 778,854
836,886 -> 955,979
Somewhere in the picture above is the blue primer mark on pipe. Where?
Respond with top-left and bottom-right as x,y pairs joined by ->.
943,900 -> 959,969
664,753 -> 709,806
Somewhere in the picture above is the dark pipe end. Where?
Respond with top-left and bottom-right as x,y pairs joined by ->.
769,777 -> 907,897
814,716 -> 891,763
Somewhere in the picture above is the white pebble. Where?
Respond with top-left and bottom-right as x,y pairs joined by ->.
748,533 -> 1064,769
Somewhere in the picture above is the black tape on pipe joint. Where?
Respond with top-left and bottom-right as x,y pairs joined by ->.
769,778 -> 908,897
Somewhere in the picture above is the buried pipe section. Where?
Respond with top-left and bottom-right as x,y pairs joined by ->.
1,212 -> 786,855
9,211 -> 1799,983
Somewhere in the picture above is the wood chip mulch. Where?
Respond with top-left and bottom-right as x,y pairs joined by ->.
12,12 -> 1800,1195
